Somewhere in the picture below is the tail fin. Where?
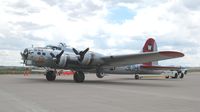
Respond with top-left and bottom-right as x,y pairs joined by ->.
142,38 -> 158,66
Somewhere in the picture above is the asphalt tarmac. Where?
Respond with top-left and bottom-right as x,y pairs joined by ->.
0,72 -> 199,112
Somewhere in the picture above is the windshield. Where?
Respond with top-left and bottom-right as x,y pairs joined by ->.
45,45 -> 62,50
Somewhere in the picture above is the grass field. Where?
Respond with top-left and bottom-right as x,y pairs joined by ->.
0,66 -> 42,74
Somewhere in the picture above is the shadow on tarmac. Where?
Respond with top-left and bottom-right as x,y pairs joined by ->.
19,77 -> 177,88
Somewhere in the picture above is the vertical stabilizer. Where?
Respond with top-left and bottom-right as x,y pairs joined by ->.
142,38 -> 158,66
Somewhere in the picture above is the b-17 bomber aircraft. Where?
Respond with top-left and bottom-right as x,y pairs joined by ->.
21,40 -> 184,82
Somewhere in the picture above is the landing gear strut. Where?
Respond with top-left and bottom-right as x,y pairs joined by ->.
45,70 -> 56,81
73,71 -> 85,83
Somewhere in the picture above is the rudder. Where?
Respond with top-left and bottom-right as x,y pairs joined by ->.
142,38 -> 158,66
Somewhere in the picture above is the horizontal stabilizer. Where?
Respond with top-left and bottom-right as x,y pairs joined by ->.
140,65 -> 181,71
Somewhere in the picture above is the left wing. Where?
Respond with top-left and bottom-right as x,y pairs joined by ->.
101,51 -> 184,67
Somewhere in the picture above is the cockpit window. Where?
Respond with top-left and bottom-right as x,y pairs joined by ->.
42,53 -> 46,56
28,50 -> 34,54
46,45 -> 61,50
27,49 -> 34,54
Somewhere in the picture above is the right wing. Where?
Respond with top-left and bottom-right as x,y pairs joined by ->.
101,51 -> 184,67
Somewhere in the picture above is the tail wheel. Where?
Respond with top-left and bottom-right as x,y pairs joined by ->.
184,71 -> 187,75
46,71 -> 56,81
135,74 -> 140,80
96,72 -> 104,78
73,71 -> 85,83
180,73 -> 184,79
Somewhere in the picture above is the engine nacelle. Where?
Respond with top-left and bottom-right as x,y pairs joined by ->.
81,53 -> 92,65
58,54 -> 79,67
58,54 -> 68,67
58,53 -> 104,67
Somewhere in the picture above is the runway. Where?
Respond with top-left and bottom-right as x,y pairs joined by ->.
0,72 -> 199,112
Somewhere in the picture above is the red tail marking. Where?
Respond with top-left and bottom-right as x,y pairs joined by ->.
143,38 -> 157,66
143,38 -> 156,52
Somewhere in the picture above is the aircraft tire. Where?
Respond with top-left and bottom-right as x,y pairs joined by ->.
74,71 -> 85,83
184,71 -> 187,75
46,71 -> 56,81
96,72 -> 104,78
172,73 -> 178,79
135,74 -> 139,80
180,73 -> 184,79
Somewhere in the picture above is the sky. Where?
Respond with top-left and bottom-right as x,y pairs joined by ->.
0,0 -> 200,67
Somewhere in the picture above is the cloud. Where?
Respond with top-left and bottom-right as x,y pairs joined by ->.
0,50 -> 21,66
41,0 -> 104,20
0,0 -> 200,67
10,21 -> 53,30
182,0 -> 200,10
5,0 -> 42,16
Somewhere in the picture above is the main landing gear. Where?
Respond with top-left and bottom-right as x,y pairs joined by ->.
45,69 -> 86,83
73,71 -> 85,83
45,70 -> 56,81
172,73 -> 178,79
179,73 -> 184,79
135,74 -> 140,80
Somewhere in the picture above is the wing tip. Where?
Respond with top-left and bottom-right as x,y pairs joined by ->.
159,51 -> 184,58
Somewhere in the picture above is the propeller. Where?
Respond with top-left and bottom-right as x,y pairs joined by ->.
20,48 -> 29,64
50,50 -> 64,64
72,48 -> 89,62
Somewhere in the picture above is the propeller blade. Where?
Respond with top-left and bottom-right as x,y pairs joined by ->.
21,49 -> 28,63
72,48 -> 79,55
82,48 -> 89,55
23,49 -> 29,59
20,52 -> 24,59
50,52 -> 56,58
50,50 -> 64,64
72,47 -> 90,62
56,50 -> 64,59
72,48 -> 89,62
55,50 -> 64,64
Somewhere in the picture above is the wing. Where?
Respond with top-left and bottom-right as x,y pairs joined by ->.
101,51 -> 184,67
140,65 -> 181,71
